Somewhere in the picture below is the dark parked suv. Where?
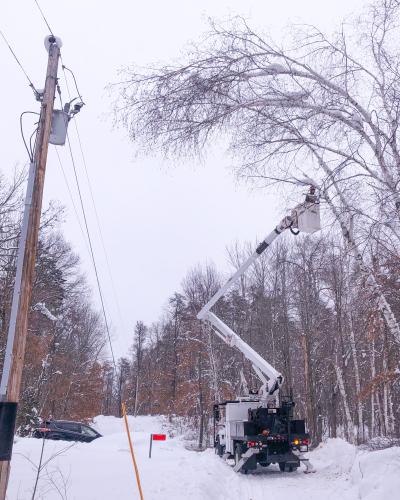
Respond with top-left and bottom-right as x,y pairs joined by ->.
33,420 -> 101,442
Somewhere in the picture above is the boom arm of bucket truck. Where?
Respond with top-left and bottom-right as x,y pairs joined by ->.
197,189 -> 321,403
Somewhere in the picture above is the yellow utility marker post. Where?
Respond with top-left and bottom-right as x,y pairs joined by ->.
122,402 -> 144,500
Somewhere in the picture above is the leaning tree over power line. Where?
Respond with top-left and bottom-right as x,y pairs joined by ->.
113,0 -> 400,347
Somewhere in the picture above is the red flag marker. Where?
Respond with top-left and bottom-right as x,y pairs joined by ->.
149,433 -> 167,457
152,434 -> 166,441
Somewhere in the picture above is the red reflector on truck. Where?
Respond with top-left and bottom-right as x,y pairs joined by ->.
152,434 -> 166,441
247,441 -> 257,447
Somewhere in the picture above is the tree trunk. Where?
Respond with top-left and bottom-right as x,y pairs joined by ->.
134,374 -> 139,417
370,340 -> 376,438
280,259 -> 293,390
348,313 -> 364,443
334,350 -> 355,443
315,157 -> 400,348
301,332 -> 318,442
197,355 -> 204,449
331,378 -> 338,438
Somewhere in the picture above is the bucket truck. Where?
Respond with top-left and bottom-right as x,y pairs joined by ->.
197,188 -> 320,474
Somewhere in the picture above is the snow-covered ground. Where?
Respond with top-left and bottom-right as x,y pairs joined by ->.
7,415 -> 400,500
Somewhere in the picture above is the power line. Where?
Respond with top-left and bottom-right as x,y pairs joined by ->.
55,80 -> 90,255
55,147 -> 91,256
73,121 -> 128,333
61,63 -> 128,337
56,77 -> 117,369
62,64 -> 85,104
65,131 -> 117,371
0,29 -> 38,93
29,0 -> 120,367
19,112 -> 39,162
33,0 -> 54,35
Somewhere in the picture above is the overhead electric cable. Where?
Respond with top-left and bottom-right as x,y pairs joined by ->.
54,88 -> 90,254
20,111 -> 39,162
29,127 -> 38,160
61,63 -> 128,335
75,126 -> 128,332
33,0 -> 54,35
65,132 -> 117,370
57,80 -> 117,359
0,29 -> 38,93
30,0 -> 120,368
55,147 -> 91,256
62,64 -> 85,104
57,66 -> 120,368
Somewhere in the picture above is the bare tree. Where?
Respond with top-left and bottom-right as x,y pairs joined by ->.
114,2 -> 400,207
113,0 -> 400,349
132,321 -> 147,416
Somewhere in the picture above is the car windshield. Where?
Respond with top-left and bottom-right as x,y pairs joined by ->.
57,422 -> 81,433
81,426 -> 97,437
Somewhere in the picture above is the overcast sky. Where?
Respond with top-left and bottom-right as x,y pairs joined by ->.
1,0 -> 367,358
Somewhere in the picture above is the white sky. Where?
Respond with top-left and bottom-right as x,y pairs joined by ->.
1,0 -> 367,358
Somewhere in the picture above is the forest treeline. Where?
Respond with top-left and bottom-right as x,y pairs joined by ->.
0,172 -> 107,433
1,0 -> 400,449
1,171 -> 399,446
3,166 -> 399,447
115,229 -> 400,447
110,0 -> 400,447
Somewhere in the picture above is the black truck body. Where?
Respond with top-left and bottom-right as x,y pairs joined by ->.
213,399 -> 310,473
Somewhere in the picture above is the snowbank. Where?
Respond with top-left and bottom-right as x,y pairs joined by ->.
351,446 -> 400,500
7,417 -> 400,500
310,438 -> 357,475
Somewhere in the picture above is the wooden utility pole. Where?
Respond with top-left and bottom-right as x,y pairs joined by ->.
0,36 -> 61,499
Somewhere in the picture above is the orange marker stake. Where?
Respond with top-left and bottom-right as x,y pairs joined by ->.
122,402 -> 144,500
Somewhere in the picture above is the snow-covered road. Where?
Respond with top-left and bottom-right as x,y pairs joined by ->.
7,416 -> 400,500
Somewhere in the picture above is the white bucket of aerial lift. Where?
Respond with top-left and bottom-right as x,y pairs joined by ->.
49,110 -> 69,145
293,194 -> 321,234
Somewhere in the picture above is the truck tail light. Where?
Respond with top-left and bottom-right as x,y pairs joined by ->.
292,438 -> 300,446
301,438 -> 309,445
247,441 -> 257,447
